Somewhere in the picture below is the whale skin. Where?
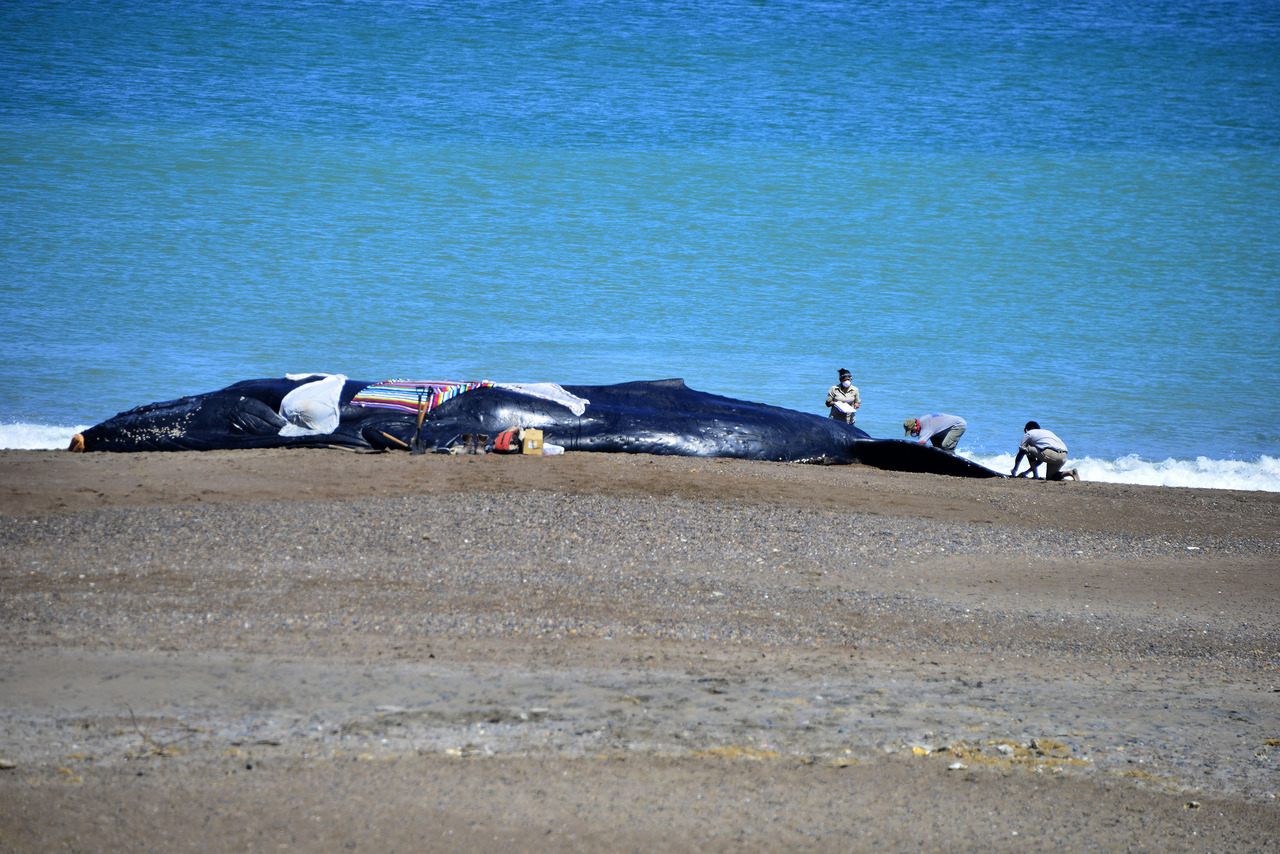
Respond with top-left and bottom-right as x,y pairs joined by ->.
75,376 -> 1002,478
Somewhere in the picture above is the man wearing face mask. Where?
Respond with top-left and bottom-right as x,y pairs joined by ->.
825,368 -> 860,424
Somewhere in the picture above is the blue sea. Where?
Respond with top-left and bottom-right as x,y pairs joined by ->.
3,0 -> 1278,490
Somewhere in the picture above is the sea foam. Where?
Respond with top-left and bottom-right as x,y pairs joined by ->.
0,424 -> 89,452
964,452 -> 1280,493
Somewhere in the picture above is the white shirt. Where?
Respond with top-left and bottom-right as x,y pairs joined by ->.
1021,428 -> 1067,454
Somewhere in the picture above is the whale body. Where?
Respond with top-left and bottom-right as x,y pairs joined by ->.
74,376 -> 1002,478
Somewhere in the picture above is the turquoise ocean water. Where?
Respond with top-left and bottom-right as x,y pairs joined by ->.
3,0 -> 1278,490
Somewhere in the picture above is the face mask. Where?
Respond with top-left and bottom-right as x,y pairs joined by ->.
841,380 -> 851,389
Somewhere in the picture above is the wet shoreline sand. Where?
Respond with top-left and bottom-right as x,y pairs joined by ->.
2,448 -> 1278,850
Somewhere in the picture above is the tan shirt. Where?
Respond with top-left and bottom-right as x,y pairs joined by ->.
825,383 -> 860,422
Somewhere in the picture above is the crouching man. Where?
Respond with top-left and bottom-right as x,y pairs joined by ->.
1012,421 -> 1080,481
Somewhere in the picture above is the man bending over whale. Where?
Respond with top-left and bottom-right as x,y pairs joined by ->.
903,413 -> 967,452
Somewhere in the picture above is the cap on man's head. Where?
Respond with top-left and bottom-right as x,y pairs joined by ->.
838,368 -> 851,378
903,418 -> 918,434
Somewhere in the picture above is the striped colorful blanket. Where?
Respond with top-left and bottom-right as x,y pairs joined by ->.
349,380 -> 495,415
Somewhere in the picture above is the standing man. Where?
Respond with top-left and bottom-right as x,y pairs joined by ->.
1012,421 -> 1081,480
903,413 -> 967,451
825,368 -> 860,424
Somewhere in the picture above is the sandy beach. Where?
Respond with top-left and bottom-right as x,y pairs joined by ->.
1,447 -> 1277,851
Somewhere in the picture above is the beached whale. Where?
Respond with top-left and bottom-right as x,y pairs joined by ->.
72,375 -> 1002,478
